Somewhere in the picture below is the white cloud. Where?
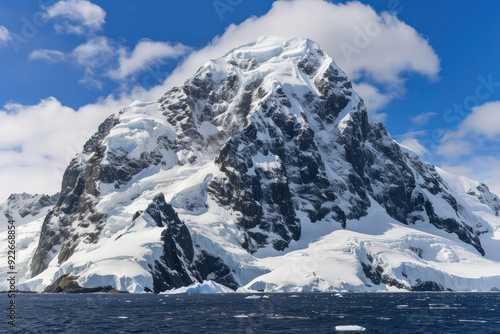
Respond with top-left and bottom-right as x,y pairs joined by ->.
441,156 -> 500,197
24,39 -> 113,89
79,67 -> 104,90
40,0 -> 441,97
411,112 -> 437,125
0,26 -> 10,45
44,0 -> 106,36
436,139 -> 473,159
352,82 -> 391,121
436,103 -> 500,195
43,38 -> 189,89
400,138 -> 429,156
397,131 -> 429,156
440,165 -> 473,178
456,101 -> 500,139
71,37 -> 113,68
29,49 -> 66,63
437,101 -> 500,159
108,40 -> 190,80
153,0 -> 440,100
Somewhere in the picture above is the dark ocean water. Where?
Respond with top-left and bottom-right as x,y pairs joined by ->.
2,292 -> 499,333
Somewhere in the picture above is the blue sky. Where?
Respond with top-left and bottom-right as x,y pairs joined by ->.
0,0 -> 499,201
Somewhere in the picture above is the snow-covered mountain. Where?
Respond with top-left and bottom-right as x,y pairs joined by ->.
0,193 -> 59,227
3,36 -> 500,293
0,193 -> 59,287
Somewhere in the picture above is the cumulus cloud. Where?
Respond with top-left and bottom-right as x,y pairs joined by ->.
0,26 -> 10,45
411,112 -> 437,125
397,131 -> 429,156
454,101 -> 500,139
29,49 -> 66,63
352,82 -> 391,120
108,40 -> 190,80
436,102 -> 500,194
79,67 -> 104,90
71,37 -> 114,67
44,0 -> 106,36
152,0 -> 440,101
39,0 -> 442,98
437,101 -> 500,159
436,139 -> 474,159
400,138 -> 429,156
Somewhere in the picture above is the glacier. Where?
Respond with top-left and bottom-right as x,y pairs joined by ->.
1,36 -> 500,293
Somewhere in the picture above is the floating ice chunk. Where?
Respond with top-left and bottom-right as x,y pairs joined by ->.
161,280 -> 234,294
335,293 -> 343,297
335,325 -> 366,332
117,316 -> 128,319
234,315 -> 249,318
396,305 -> 408,309
245,295 -> 262,299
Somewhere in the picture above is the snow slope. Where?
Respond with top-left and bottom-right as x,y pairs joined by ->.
0,193 -> 58,228
2,36 -> 500,293
0,193 -> 59,289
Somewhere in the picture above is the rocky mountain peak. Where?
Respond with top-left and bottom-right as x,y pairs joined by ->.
0,192 -> 59,226
21,37 -> 499,293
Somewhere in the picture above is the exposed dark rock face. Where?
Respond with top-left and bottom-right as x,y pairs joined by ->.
468,184 -> 500,217
31,116 -> 119,277
411,279 -> 445,292
205,44 -> 484,256
207,52 -> 360,253
410,246 -> 423,258
194,251 -> 238,290
141,194 -> 237,293
31,113 -> 177,277
337,107 -> 485,255
361,261 -> 408,290
43,274 -> 126,293
2,193 -> 59,221
145,193 -> 196,292
361,253 -> 448,292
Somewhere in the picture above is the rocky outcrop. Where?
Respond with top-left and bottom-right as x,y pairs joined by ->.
43,274 -> 126,293
337,108 -> 485,255
1,193 -> 59,222
141,193 -> 237,293
31,115 -> 119,277
468,183 -> 500,217
144,193 -> 196,292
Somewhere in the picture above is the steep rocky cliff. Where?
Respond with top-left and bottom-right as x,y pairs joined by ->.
5,36 -> 498,293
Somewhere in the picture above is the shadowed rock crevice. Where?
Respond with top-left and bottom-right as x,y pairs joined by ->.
141,193 -> 237,293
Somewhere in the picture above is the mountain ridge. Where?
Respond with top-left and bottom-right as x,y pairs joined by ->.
1,36 -> 500,293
